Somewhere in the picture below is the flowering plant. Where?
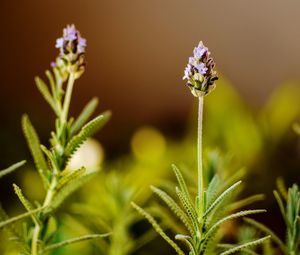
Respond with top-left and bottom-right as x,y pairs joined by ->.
0,24 -> 110,255
132,41 -> 270,255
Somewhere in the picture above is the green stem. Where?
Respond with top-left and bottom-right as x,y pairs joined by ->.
31,73 -> 75,254
61,73 -> 75,125
31,176 -> 57,254
31,224 -> 40,255
197,95 -> 204,212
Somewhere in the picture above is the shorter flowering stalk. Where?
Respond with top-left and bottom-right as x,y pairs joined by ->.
0,24 -> 110,255
31,24 -> 88,255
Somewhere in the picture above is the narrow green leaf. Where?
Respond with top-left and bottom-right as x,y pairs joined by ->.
56,167 -> 85,191
13,184 -> 40,225
176,188 -> 199,236
172,164 -> 193,205
0,160 -> 26,179
219,236 -> 270,255
218,244 -> 259,255
64,111 -> 111,165
71,97 -> 99,136
43,233 -> 110,252
206,175 -> 220,208
276,178 -> 288,201
40,145 -> 58,172
50,171 -> 95,212
45,70 -> 56,98
151,185 -> 194,235
204,181 -> 242,218
175,234 -> 196,254
227,194 -> 265,212
273,190 -> 287,223
244,217 -> 288,254
131,202 -> 185,255
22,115 -> 49,188
35,76 -> 58,115
205,210 -> 266,239
0,207 -> 44,229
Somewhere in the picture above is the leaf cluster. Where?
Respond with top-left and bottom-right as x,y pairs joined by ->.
132,164 -> 270,255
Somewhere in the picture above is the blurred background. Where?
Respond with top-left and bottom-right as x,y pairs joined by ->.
0,1 -> 300,254
1,0 -> 300,158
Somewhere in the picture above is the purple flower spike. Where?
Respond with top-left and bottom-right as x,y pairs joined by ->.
55,24 -> 87,55
53,24 -> 87,78
183,41 -> 218,97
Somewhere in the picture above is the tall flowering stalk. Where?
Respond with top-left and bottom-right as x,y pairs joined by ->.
132,41 -> 270,255
0,25 -> 110,254
183,41 -> 218,217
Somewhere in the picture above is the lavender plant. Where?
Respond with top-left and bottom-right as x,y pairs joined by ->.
132,41 -> 270,255
0,24 -> 110,254
244,127 -> 300,255
245,181 -> 300,255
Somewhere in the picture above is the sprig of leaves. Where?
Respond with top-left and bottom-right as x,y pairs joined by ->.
133,164 -> 269,255
245,181 -> 300,255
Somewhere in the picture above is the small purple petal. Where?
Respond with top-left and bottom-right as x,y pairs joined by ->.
183,64 -> 192,80
193,41 -> 208,59
63,24 -> 77,41
77,37 -> 87,53
55,38 -> 64,48
196,63 -> 208,75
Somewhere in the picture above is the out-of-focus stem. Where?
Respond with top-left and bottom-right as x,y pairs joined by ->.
197,95 -> 204,212
61,73 -> 75,125
31,224 -> 40,255
31,176 -> 57,255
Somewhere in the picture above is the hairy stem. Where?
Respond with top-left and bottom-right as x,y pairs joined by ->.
61,73 -> 75,125
197,95 -> 204,212
31,224 -> 40,255
31,73 -> 75,254
31,176 -> 57,255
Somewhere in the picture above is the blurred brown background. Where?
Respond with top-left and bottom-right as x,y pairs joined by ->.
1,0 -> 300,164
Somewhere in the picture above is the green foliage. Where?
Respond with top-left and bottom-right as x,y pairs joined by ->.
50,171 -> 96,212
0,27 -> 110,255
70,97 -> 99,136
132,86 -> 270,254
245,182 -> 300,255
1,26 -> 300,255
63,112 -> 111,166
132,202 -> 185,255
43,233 -> 110,252
133,164 -> 269,255
22,114 -> 50,188
218,236 -> 270,255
